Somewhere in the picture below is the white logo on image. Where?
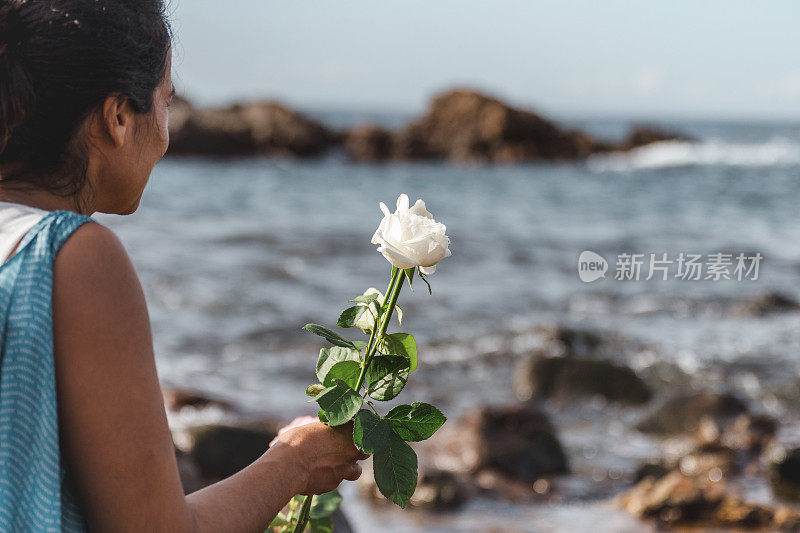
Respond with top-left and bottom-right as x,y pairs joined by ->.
578,251 -> 608,283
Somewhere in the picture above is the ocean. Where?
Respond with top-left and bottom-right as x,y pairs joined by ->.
96,115 -> 800,532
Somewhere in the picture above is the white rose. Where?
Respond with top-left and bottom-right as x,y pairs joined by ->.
354,287 -> 402,333
370,193 -> 451,275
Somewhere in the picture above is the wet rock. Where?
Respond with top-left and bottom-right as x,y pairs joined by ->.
636,392 -> 748,436
162,387 -> 237,413
774,507 -> 800,531
621,469 -> 800,530
186,422 -> 278,482
472,469 -> 546,502
513,355 -> 652,405
167,99 -> 335,157
454,405 -> 569,482
616,471 -> 725,525
770,448 -> 800,502
697,413 -> 778,454
677,443 -> 737,479
729,291 -> 800,317
617,126 -> 692,150
344,124 -> 393,162
389,89 -> 601,163
359,463 -> 474,510
529,324 -> 606,358
638,361 -> 692,393
634,462 -> 670,483
714,496 -> 773,528
408,469 -> 472,510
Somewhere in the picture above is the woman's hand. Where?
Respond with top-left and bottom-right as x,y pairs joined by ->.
270,420 -> 368,495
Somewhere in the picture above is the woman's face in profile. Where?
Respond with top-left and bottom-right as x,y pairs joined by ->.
97,47 -> 173,215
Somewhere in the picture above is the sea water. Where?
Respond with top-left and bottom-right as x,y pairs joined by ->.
96,117 -> 800,532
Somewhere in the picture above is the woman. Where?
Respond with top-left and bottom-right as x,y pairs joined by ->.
0,1 -> 366,531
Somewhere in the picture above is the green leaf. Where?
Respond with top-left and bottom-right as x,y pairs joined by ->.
305,384 -> 326,397
315,380 -> 363,426
316,346 -> 361,383
382,333 -> 418,372
403,267 -> 415,289
337,305 -> 367,328
385,402 -> 447,442
373,433 -> 418,508
317,409 -> 329,425
302,323 -> 359,349
322,360 -> 361,390
308,517 -> 333,533
366,355 -> 410,401
352,293 -> 380,304
269,512 -> 290,527
351,340 -> 368,350
353,409 -> 393,454
309,489 -> 342,519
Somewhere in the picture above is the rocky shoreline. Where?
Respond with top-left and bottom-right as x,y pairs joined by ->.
164,290 -> 800,531
166,89 -> 690,163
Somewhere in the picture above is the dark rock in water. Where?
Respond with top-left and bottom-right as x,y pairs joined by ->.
729,291 -> 800,317
167,91 -> 691,163
774,507 -> 800,531
678,443 -> 738,479
408,469 -> 472,510
696,413 -> 778,454
770,448 -> 800,502
636,392 -> 748,435
162,387 -> 237,413
714,496 -> 774,528
186,422 -> 278,482
360,404 -> 566,506
513,355 -> 652,405
458,405 -> 568,482
620,469 -> 799,529
167,99 -> 335,157
416,404 -> 567,485
358,464 -> 474,510
634,462 -> 670,483
616,471 -> 725,525
530,324 -> 606,358
388,89 -> 601,163
617,126 -> 692,150
344,124 -> 393,162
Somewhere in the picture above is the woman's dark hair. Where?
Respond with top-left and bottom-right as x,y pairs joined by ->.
0,0 -> 173,196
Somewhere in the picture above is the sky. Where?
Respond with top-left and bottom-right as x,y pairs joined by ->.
169,1 -> 800,120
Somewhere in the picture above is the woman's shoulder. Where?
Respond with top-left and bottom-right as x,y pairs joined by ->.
53,218 -> 142,305
55,219 -> 132,274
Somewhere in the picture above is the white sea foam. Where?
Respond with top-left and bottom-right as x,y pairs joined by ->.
588,137 -> 800,171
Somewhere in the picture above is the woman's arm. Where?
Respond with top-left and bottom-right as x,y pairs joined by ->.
52,222 -> 363,532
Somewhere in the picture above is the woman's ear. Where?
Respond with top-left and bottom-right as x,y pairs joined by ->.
96,93 -> 135,149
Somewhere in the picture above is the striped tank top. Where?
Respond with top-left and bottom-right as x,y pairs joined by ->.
0,207 -> 93,532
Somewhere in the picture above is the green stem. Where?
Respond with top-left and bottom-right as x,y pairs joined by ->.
292,495 -> 313,533
355,266 -> 405,392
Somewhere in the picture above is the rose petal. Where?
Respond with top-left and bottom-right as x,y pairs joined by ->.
409,199 -> 433,219
377,244 -> 419,269
396,193 -> 410,213
419,264 -> 436,275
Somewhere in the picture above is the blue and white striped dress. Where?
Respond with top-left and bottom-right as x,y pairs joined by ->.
0,209 -> 93,532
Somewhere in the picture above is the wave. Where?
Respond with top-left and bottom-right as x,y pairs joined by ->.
588,137 -> 800,172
